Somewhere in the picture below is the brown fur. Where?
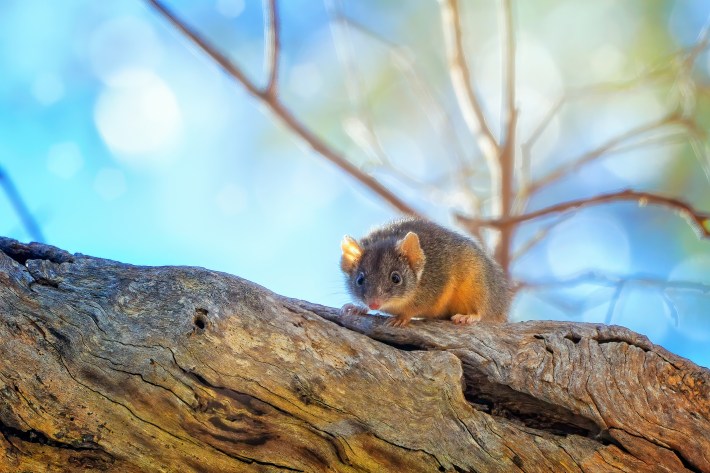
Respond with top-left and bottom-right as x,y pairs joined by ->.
340,218 -> 511,327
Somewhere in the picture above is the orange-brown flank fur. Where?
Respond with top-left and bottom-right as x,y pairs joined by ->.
340,218 -> 510,327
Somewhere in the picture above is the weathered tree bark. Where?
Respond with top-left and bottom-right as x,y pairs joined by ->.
0,237 -> 708,473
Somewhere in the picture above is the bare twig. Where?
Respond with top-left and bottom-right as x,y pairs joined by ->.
515,129 -> 690,216
688,134 -> 710,184
605,282 -> 625,324
262,0 -> 280,96
520,24 -> 710,190
516,97 -> 563,210
495,0 -> 517,272
459,189 -> 710,238
511,210 -> 576,261
145,0 -> 420,217
519,271 -> 710,293
438,0 -> 500,214
519,271 -> 709,326
500,0 -> 515,143
523,97 -> 565,155
682,16 -> 710,69
521,79 -> 667,171
599,131 -> 689,156
527,112 -> 683,195
331,12 -> 485,220
661,292 -> 680,327
326,2 -> 391,168
328,5 -> 455,200
0,167 -> 45,243
333,13 -> 469,170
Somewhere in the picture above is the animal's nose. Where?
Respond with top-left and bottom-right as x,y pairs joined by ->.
368,301 -> 381,310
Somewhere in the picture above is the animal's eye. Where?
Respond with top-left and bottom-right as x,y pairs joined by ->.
391,271 -> 402,285
355,272 -> 365,286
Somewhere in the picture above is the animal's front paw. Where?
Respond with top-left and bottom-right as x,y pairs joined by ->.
386,316 -> 411,328
340,303 -> 369,316
451,313 -> 481,325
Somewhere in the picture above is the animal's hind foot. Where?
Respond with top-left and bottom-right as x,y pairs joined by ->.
451,313 -> 481,325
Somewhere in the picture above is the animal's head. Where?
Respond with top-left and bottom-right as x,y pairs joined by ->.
340,232 -> 425,312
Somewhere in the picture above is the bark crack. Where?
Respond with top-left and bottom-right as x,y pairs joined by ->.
600,342 -> 702,472
0,418 -> 104,453
610,428 -> 701,473
96,355 -> 197,410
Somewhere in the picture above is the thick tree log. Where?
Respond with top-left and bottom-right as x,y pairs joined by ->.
0,237 -> 708,472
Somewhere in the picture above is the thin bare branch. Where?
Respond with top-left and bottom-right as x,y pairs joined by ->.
605,282 -> 625,324
600,131 -> 689,156
459,189 -> 710,238
688,134 -> 710,184
145,0 -> 421,217
262,0 -> 280,96
500,0 -> 515,143
515,129 -> 689,217
148,0 -> 260,94
511,210 -> 576,261
334,13 -> 469,170
327,5 -> 451,200
438,0 -> 499,150
682,15 -> 710,68
519,271 -> 709,326
661,292 -> 680,327
517,18 -> 710,205
516,98 -> 566,213
527,112 -> 683,195
522,24 -> 710,163
326,1 -> 390,168
0,167 -> 45,243
328,8 -> 484,220
522,79 -> 668,162
438,0 -> 501,213
519,271 -> 710,294
495,0 -> 517,272
523,97 -> 565,154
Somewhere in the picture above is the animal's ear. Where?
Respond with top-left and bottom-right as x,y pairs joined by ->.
340,235 -> 363,273
397,232 -> 425,274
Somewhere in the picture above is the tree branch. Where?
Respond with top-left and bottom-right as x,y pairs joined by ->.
500,0 -> 515,144
262,0 -> 280,96
605,282 -> 626,324
330,12 -> 487,222
327,4 -> 391,168
517,127 -> 690,217
519,269 -> 710,299
527,112 -> 684,195
144,0 -> 421,217
495,0 -> 517,272
332,13 -> 469,171
519,271 -> 710,326
519,24 -> 710,197
518,96 -> 563,201
3,237 -> 710,471
458,189 -> 710,238
688,134 -> 710,184
511,210 -> 576,261
682,15 -> 710,69
0,167 -> 44,243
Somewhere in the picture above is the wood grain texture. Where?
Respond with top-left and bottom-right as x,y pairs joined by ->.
0,237 -> 708,472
